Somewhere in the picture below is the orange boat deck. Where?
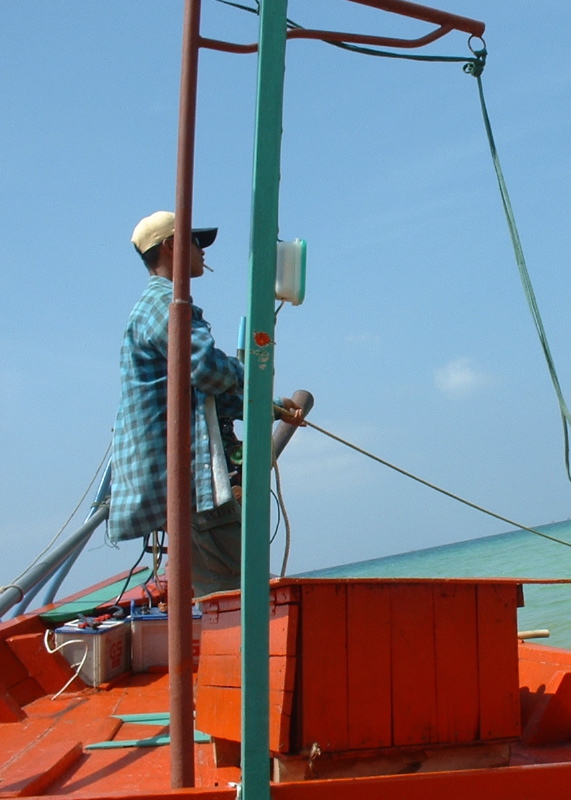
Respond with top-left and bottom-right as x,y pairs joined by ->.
4,577 -> 571,799
0,668 -> 239,797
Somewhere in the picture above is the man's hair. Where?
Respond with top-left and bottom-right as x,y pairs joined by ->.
135,242 -> 162,270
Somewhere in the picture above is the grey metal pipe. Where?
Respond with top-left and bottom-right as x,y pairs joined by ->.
11,461 -> 113,616
41,461 -> 112,606
273,389 -> 314,460
0,503 -> 109,619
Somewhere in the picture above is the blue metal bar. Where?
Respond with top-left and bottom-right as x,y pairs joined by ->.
0,503 -> 109,619
41,460 -> 112,606
11,459 -> 112,617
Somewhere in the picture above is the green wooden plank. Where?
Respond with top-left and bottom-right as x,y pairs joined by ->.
86,729 -> 211,749
113,713 -> 171,725
86,735 -> 171,750
39,568 -> 153,624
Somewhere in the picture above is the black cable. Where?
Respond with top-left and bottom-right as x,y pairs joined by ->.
269,488 -> 281,544
145,530 -> 167,583
115,533 -> 150,605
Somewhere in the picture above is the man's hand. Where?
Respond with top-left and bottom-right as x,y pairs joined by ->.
275,398 -> 305,426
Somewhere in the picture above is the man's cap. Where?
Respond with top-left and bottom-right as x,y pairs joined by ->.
131,211 -> 217,254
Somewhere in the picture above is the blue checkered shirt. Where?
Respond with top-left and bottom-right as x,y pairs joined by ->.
109,276 -> 244,541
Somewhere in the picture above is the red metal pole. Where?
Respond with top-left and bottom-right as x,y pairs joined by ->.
167,0 -> 200,788
201,25 -> 451,54
200,0 -> 484,55
348,0 -> 485,37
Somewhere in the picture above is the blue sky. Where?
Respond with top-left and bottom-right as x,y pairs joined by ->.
2,1 -> 571,600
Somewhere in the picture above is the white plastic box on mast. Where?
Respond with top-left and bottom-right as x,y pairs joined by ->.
275,239 -> 306,306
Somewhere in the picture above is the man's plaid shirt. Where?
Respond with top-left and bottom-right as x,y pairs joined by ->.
109,276 -> 244,541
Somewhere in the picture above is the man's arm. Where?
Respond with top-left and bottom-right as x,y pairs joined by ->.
191,314 -> 244,395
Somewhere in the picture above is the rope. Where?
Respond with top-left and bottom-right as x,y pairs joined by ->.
272,451 -> 292,577
44,630 -> 88,700
0,583 -> 24,601
468,60 -> 571,481
299,416 -> 571,550
269,488 -> 282,544
216,0 -> 571,534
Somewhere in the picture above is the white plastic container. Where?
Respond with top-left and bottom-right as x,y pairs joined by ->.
54,618 -> 130,687
275,239 -> 306,305
131,607 -> 202,672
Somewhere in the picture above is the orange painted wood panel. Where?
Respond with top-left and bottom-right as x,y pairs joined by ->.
433,583 -> 479,743
195,685 -> 292,752
390,583 -> 438,746
198,653 -> 295,693
270,761 -> 571,800
200,608 -> 242,656
196,598 -> 299,753
346,583 -> 392,749
198,653 -> 241,688
8,676 -> 44,707
195,685 -> 242,742
272,584 -> 301,606
477,583 -> 520,740
270,688 -> 295,753
0,640 -> 30,692
200,582 -> 300,614
6,632 -> 81,694
0,688 -> 25,722
522,669 -> 571,746
200,602 -> 297,657
270,603 -> 299,657
0,737 -> 82,797
297,583 -> 349,753
0,717 -> 56,764
518,643 -> 571,729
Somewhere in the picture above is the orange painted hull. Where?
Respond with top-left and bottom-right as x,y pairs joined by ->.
2,577 -> 571,799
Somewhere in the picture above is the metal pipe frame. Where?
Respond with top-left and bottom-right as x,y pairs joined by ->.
348,0 -> 484,36
0,504 -> 109,619
199,0 -> 484,56
168,0 -> 201,788
166,0 -> 484,792
41,460 -> 113,607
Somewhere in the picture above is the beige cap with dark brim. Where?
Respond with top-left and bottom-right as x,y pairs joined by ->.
131,210 -> 217,253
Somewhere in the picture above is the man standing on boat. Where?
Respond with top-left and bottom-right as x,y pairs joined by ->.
108,211 -> 302,597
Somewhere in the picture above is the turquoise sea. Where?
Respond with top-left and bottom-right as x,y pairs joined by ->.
300,520 -> 571,649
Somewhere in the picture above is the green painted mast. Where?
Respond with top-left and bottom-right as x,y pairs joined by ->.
241,0 -> 288,797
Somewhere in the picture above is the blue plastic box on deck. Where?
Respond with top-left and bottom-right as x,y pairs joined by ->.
54,618 -> 131,687
130,604 -> 202,673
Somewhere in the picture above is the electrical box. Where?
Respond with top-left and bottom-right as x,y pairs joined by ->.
130,606 -> 202,673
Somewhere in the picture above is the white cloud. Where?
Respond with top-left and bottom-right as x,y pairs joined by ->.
434,357 -> 492,398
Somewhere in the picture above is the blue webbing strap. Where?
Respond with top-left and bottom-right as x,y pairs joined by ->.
469,52 -> 571,482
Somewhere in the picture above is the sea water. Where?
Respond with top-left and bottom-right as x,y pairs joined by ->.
298,520 -> 571,649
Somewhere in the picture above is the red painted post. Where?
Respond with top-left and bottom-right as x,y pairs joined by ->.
168,0 -> 201,788
348,0 -> 485,37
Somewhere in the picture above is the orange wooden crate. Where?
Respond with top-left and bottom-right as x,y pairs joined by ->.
195,579 -> 522,754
